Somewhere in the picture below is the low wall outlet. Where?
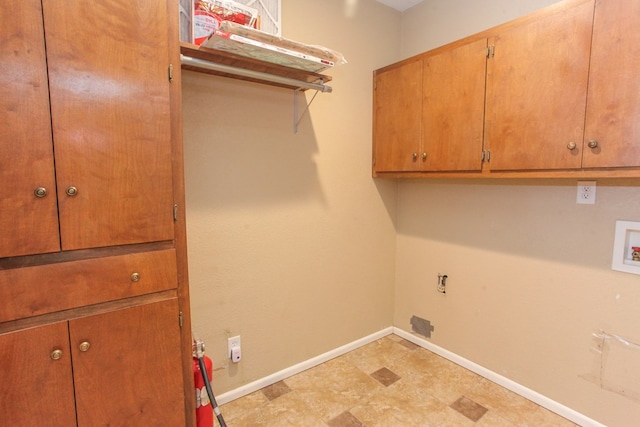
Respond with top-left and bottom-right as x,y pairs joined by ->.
228,336 -> 241,363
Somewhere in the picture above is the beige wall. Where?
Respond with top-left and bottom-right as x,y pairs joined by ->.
397,1 -> 640,426
401,0 -> 563,57
183,0 -> 400,394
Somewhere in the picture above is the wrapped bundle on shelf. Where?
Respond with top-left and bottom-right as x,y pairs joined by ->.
201,21 -> 347,73
193,0 -> 258,45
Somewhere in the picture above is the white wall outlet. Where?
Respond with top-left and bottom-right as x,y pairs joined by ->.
228,335 -> 241,362
577,181 -> 596,204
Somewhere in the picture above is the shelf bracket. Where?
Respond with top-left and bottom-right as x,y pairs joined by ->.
293,89 -> 319,134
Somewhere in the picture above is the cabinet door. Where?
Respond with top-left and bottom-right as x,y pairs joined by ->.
42,0 -> 175,251
422,39 -> 487,172
484,0 -> 594,171
69,299 -> 186,426
373,60 -> 423,172
583,0 -> 640,168
0,322 -> 76,426
0,0 -> 60,258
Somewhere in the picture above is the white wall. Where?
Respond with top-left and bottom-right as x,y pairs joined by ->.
396,1 -> 640,426
183,0 -> 400,394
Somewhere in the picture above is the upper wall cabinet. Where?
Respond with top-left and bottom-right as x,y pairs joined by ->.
583,0 -> 640,168
0,0 -> 176,258
373,0 -> 640,178
373,60 -> 423,172
373,39 -> 487,173
422,38 -> 487,172
484,1 -> 593,171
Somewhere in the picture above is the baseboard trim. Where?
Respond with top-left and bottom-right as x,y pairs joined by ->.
393,327 -> 606,427
216,327 -> 394,405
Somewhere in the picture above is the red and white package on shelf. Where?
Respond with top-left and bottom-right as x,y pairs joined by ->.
193,0 -> 257,45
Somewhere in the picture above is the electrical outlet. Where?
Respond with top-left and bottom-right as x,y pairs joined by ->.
228,335 -> 241,360
577,181 -> 596,204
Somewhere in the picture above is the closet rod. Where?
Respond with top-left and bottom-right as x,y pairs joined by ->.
180,54 -> 333,93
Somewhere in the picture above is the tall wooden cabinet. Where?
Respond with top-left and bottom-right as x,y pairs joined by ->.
0,0 -> 194,425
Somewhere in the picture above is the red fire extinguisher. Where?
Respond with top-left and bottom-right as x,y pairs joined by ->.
193,340 -> 214,427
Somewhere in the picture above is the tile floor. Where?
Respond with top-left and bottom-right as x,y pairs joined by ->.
219,334 -> 578,426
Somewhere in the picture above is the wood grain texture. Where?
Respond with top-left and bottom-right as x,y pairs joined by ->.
373,60 -> 423,172
422,38 -> 487,172
583,0 -> 640,167
484,0 -> 594,171
0,322 -> 76,426
70,299 -> 186,426
0,249 -> 178,322
42,0 -> 174,250
0,0 -> 60,258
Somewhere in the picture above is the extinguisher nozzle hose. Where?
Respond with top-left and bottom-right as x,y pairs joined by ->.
198,356 -> 227,427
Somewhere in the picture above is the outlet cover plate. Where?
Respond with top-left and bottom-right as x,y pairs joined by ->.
577,181 -> 596,204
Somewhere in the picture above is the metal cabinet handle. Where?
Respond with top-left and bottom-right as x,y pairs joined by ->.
50,349 -> 63,360
79,341 -> 91,352
567,142 -> 576,150
588,140 -> 598,149
34,187 -> 47,198
421,152 -> 427,161
66,186 -> 78,196
412,152 -> 418,161
131,272 -> 140,282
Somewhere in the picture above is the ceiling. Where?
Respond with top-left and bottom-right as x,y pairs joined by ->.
375,0 -> 424,12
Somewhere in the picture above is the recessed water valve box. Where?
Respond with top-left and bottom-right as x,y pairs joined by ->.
612,220 -> 640,275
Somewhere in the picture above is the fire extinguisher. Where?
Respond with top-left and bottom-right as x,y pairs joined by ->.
193,338 -> 227,427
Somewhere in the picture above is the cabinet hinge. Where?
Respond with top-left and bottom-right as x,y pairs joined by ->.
179,311 -> 183,328
482,150 -> 491,162
168,64 -> 174,83
487,45 -> 495,58
173,204 -> 179,221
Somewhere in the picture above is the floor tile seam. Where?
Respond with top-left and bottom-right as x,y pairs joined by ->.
469,377 -> 545,418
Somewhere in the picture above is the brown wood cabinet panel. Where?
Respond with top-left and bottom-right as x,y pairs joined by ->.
69,299 -> 185,426
41,0 -> 174,251
0,0 -> 60,258
0,322 -> 76,426
0,249 -> 178,323
583,0 -> 640,168
422,38 -> 487,172
484,0 -> 594,171
373,60 -> 423,172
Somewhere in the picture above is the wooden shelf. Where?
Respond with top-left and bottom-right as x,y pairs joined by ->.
180,42 -> 332,91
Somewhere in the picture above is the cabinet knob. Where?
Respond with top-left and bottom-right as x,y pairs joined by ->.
588,140 -> 598,149
422,152 -> 427,161
34,187 -> 48,198
66,186 -> 78,196
567,142 -> 576,150
412,152 -> 418,161
50,349 -> 63,360
131,272 -> 141,282
79,341 -> 91,352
